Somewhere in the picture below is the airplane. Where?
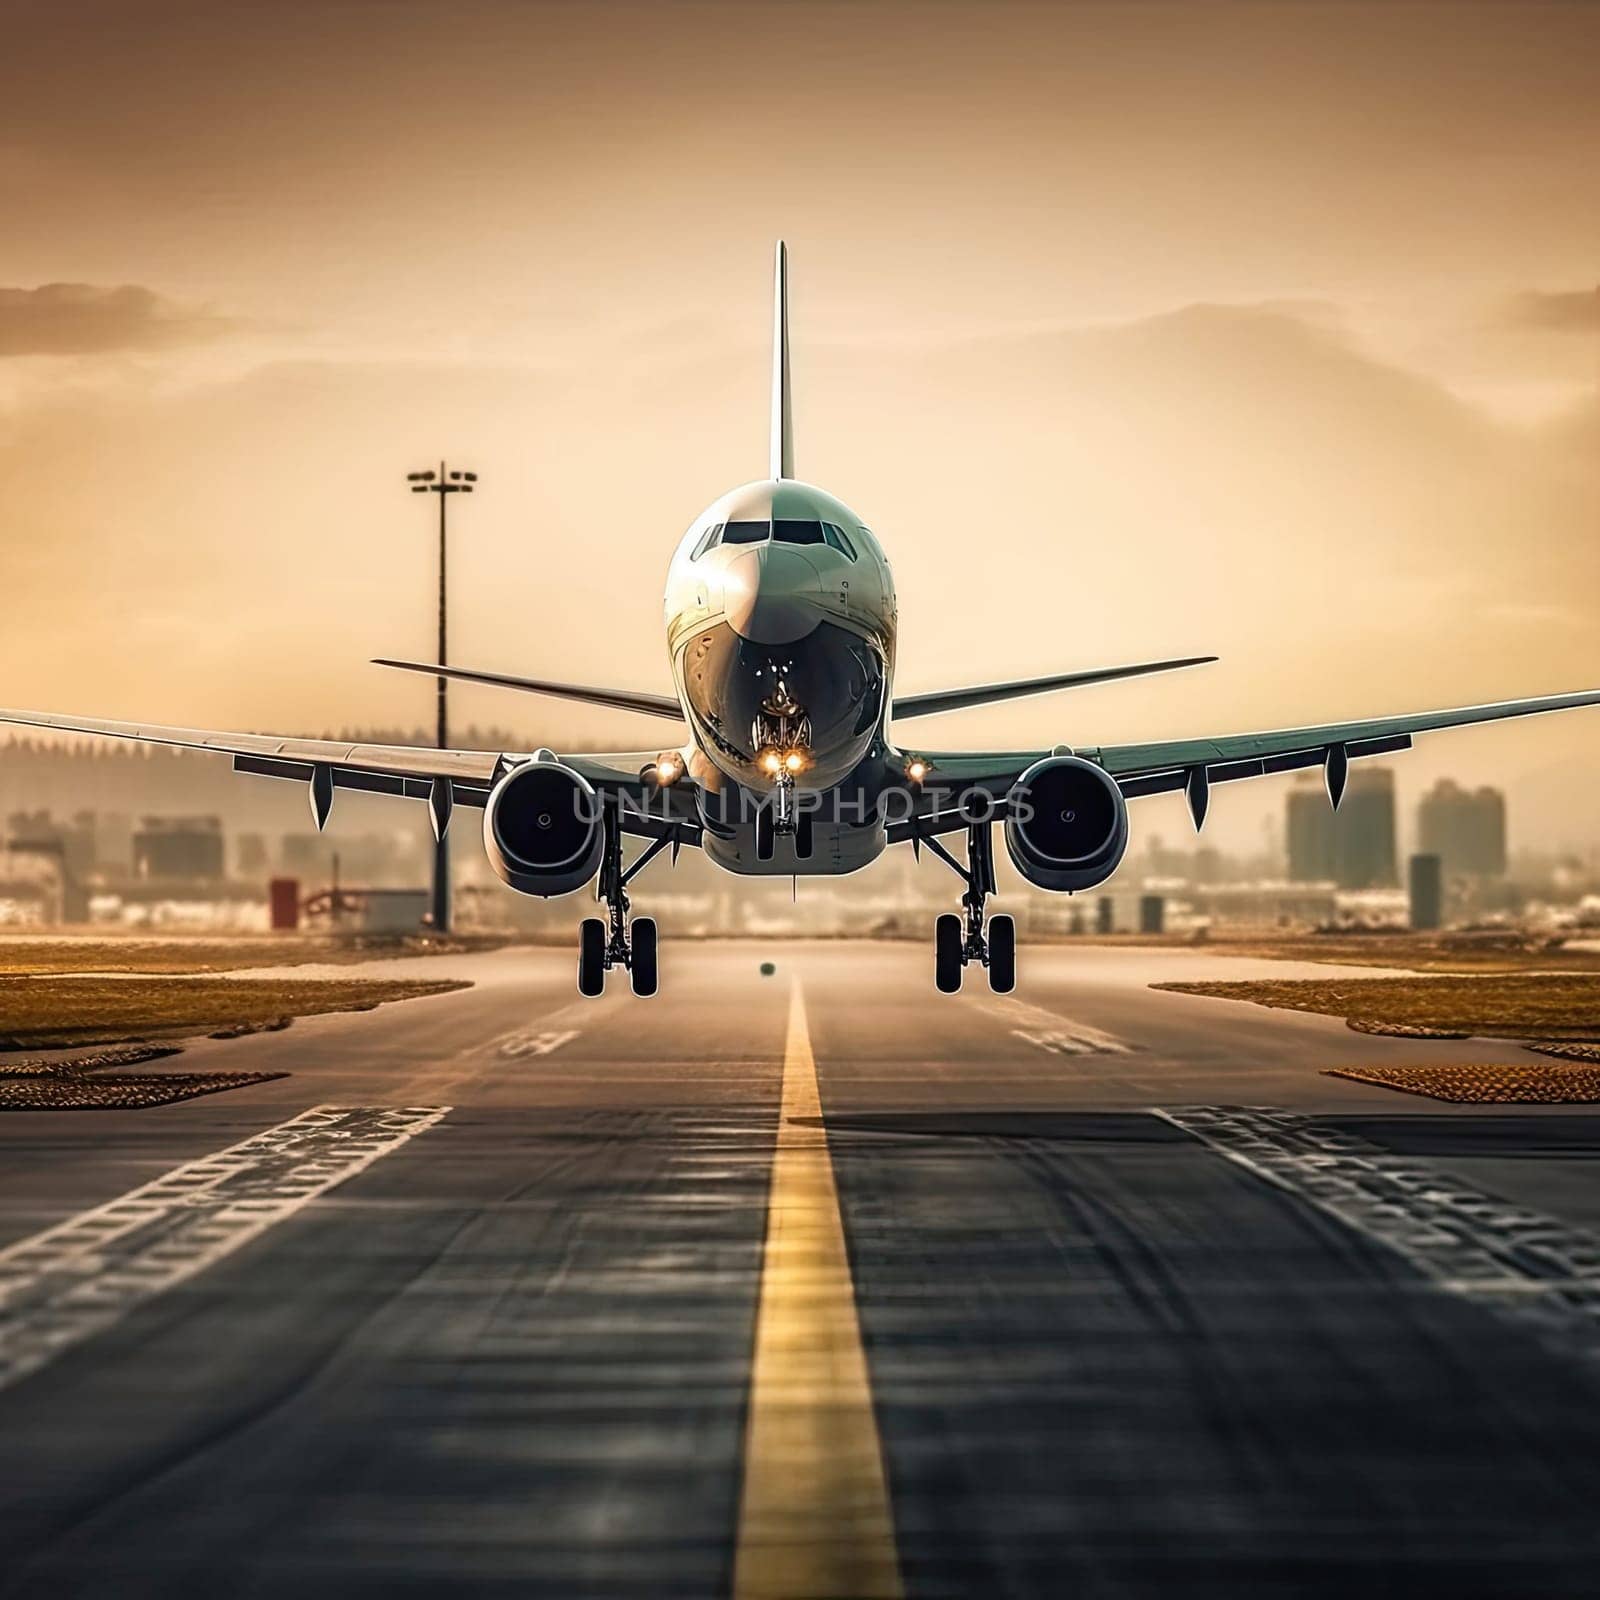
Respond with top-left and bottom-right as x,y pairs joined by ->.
5,240 -> 1600,998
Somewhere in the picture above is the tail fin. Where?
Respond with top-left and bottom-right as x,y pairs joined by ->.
770,240 -> 793,480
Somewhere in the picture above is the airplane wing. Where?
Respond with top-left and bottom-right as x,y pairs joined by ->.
892,687 -> 1600,837
372,659 -> 683,720
892,655 -> 1216,720
0,706 -> 696,842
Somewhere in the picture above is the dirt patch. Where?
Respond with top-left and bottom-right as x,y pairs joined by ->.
1324,1062 -> 1600,1104
1154,974 -> 1600,1041
0,975 -> 469,1050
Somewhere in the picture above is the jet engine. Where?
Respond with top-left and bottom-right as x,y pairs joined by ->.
483,760 -> 604,896
1003,755 -> 1129,893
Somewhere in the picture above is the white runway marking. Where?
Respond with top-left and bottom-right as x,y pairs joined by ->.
0,1104 -> 450,1391
1160,1105 -> 1600,1361
1010,1026 -> 1133,1056
497,1027 -> 579,1059
977,995 -> 1134,1055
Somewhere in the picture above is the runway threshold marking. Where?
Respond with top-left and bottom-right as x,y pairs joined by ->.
1160,1105 -> 1600,1360
0,1103 -> 449,1391
734,980 -> 902,1600
496,1026 -> 579,1059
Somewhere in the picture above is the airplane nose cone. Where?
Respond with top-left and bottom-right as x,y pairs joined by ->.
723,545 -> 823,643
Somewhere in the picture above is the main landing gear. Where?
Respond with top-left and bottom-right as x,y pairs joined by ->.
921,813 -> 1016,995
578,809 -> 670,998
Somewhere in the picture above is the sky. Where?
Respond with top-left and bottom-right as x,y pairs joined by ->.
0,0 -> 1596,857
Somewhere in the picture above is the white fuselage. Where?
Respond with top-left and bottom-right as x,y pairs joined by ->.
662,477 -> 898,874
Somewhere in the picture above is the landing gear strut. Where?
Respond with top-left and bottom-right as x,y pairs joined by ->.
578,808 -> 669,998
754,776 -> 814,863
921,813 -> 1016,994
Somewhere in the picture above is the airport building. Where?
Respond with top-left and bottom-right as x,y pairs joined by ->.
133,815 -> 225,881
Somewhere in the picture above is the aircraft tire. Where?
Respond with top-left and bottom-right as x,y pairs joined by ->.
578,917 -> 606,996
630,917 -> 658,997
935,913 -> 964,993
987,913 -> 1016,993
755,803 -> 775,862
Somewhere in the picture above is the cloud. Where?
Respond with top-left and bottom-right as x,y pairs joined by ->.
0,282 -> 234,357
1497,287 -> 1599,333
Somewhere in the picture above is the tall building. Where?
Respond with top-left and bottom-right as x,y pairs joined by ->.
1285,767 -> 1397,888
1418,779 -> 1506,878
1337,767 -> 1398,888
1409,853 -> 1444,930
1287,780 -> 1336,882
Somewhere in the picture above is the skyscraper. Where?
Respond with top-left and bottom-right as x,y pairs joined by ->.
1418,780 -> 1507,878
1287,778 -> 1336,882
1285,768 -> 1397,888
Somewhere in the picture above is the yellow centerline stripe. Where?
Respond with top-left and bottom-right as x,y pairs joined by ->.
734,979 -> 902,1600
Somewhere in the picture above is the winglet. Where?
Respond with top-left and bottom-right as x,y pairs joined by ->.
770,240 -> 793,480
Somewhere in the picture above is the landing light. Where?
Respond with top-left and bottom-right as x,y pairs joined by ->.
784,750 -> 806,774
759,748 -> 783,775
906,758 -> 929,783
654,753 -> 684,785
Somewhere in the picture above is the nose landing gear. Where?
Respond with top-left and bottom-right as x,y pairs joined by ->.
920,811 -> 1016,994
754,775 -> 814,862
751,682 -> 814,864
578,809 -> 671,997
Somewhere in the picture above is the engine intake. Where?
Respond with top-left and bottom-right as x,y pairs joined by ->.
483,760 -> 604,897
1004,755 -> 1129,893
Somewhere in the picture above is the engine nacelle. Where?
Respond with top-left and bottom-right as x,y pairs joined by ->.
1004,755 -> 1129,893
483,760 -> 604,897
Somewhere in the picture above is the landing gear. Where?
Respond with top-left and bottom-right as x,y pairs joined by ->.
921,812 -> 1017,993
754,789 -> 814,864
935,912 -> 963,993
631,917 -> 658,997
987,912 -> 1016,994
751,679 -> 813,864
577,808 -> 671,997
578,917 -> 606,997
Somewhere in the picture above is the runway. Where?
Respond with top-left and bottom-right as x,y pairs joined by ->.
3,938 -> 1600,1597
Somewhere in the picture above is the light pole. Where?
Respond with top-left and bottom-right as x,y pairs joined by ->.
406,462 -> 477,934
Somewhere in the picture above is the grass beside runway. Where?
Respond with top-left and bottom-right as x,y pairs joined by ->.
1154,973 -> 1600,1042
1091,929 -> 1600,974
0,932 -> 508,976
1324,1061 -> 1600,1102
0,974 -> 470,1050
0,1062 -> 288,1110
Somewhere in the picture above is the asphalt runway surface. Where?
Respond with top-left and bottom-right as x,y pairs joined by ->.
4,938 -> 1600,1598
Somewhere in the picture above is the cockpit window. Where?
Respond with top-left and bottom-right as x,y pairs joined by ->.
822,522 -> 858,560
771,519 -> 826,546
700,517 -> 858,553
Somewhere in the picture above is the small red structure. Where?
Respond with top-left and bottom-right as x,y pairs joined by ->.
269,877 -> 300,932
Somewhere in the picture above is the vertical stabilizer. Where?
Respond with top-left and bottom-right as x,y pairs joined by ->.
770,240 -> 794,480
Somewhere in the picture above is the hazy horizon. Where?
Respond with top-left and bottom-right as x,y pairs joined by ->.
2,0 -> 1596,857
